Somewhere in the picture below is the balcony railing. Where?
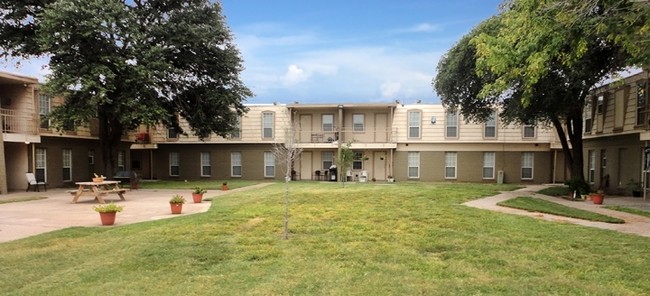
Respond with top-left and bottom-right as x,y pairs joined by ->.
1,108 -> 37,134
296,128 -> 397,143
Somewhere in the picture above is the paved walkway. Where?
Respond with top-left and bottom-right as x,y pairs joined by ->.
0,183 -> 273,243
464,185 -> 650,238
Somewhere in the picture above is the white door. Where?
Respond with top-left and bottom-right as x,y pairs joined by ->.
375,113 -> 388,142
300,115 -> 312,143
373,151 -> 386,180
300,151 -> 313,180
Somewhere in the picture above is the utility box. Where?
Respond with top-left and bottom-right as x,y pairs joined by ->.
497,170 -> 504,184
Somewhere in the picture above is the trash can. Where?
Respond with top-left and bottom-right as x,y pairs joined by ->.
329,165 -> 337,181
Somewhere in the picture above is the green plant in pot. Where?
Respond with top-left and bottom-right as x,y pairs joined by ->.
192,186 -> 207,203
222,182 -> 228,191
92,203 -> 124,226
627,179 -> 642,197
169,194 -> 186,214
564,177 -> 590,200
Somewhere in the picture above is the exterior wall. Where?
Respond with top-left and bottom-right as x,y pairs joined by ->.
152,143 -> 284,181
34,137 -> 125,188
393,149 -> 552,183
583,133 -> 642,194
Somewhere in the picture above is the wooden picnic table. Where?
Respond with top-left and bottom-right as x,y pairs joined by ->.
70,180 -> 128,204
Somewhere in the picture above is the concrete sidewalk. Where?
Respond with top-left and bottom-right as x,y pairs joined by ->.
464,185 -> 650,238
0,183 -> 273,243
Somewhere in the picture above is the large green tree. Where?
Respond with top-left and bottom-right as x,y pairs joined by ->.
0,0 -> 252,175
434,0 -> 632,190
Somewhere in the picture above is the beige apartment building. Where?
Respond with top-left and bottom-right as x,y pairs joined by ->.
1,70 -> 587,193
583,69 -> 650,195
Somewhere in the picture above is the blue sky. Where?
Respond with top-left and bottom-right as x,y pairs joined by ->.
0,0 -> 502,104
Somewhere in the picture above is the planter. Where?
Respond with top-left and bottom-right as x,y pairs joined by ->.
99,212 -> 117,225
222,185 -> 228,191
387,178 -> 395,183
591,193 -> 604,205
192,193 -> 203,203
170,203 -> 183,214
93,177 -> 105,183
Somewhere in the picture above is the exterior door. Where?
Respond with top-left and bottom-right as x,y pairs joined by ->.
300,115 -> 312,143
373,151 -> 386,180
300,151 -> 312,180
375,113 -> 388,142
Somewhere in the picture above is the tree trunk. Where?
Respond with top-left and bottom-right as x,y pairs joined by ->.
98,111 -> 124,178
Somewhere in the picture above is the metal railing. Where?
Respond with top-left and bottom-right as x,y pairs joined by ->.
296,128 -> 398,143
1,108 -> 37,134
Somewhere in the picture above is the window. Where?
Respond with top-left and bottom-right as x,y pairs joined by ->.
446,111 -> 458,138
445,152 -> 457,179
168,127 -> 178,139
88,149 -> 95,165
585,101 -> 593,133
353,152 -> 363,170
117,151 -> 125,171
231,152 -> 242,177
637,83 -> 647,126
231,116 -> 241,139
322,151 -> 334,170
588,150 -> 596,184
596,95 -> 604,114
169,152 -> 179,176
521,152 -> 534,180
264,152 -> 275,177
322,114 -> 334,132
353,114 -> 365,132
39,95 -> 51,128
201,152 -> 211,176
35,148 -> 46,182
483,152 -> 495,179
523,125 -> 536,138
262,112 -> 274,138
407,152 -> 420,178
408,111 -> 421,138
62,149 -> 72,182
484,112 -> 496,138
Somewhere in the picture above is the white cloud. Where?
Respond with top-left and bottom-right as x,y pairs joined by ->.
282,64 -> 309,85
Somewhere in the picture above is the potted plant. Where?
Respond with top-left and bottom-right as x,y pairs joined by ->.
222,182 -> 228,191
627,179 -> 642,197
192,186 -> 207,203
169,195 -> 186,214
564,177 -> 590,201
92,203 -> 124,225
387,175 -> 395,183
590,190 -> 605,205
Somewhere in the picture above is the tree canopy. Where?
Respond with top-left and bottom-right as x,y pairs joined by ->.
434,0 -> 636,186
0,0 -> 252,174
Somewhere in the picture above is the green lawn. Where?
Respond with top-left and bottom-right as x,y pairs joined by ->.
2,182 -> 650,295
136,179 -> 260,190
605,205 -> 650,219
498,196 -> 625,223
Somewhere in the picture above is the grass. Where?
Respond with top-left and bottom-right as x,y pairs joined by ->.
537,185 -> 571,197
498,196 -> 624,223
136,179 -> 260,190
0,196 -> 47,204
2,182 -> 650,295
605,205 -> 650,218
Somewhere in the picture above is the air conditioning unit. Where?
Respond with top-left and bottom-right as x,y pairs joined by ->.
497,170 -> 505,184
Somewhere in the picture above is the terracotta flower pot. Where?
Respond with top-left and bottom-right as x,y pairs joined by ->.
192,193 -> 203,203
222,185 -> 228,191
591,193 -> 604,205
99,212 -> 117,225
170,203 -> 183,214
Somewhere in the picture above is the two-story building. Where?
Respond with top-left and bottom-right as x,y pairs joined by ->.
583,69 -> 650,194
1,70 -> 578,193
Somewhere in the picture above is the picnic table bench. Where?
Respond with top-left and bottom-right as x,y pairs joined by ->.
71,180 -> 129,204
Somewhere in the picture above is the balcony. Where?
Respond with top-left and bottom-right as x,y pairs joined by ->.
1,108 -> 40,143
295,128 -> 397,149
